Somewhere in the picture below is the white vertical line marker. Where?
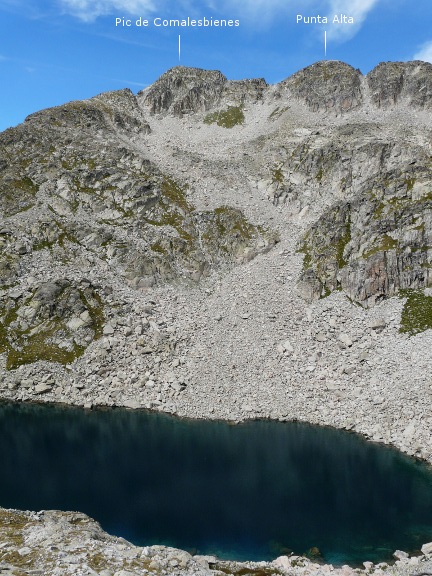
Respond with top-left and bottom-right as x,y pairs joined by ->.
178,34 -> 181,62
324,30 -> 327,58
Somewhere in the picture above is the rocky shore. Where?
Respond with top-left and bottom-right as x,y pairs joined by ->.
1,60 -> 432,573
1,507 -> 432,576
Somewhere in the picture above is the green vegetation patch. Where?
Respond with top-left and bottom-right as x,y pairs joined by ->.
204,106 -> 245,128
213,206 -> 254,240
298,238 -> 312,271
215,565 -> 282,576
13,176 -> 38,194
400,289 -> 432,336
150,241 -> 168,255
297,204 -> 351,299
405,177 -> 416,191
161,177 -> 190,212
199,206 -> 269,261
335,212 -> 351,268
0,254 -> 19,286
0,509 -> 43,569
144,177 -> 194,241
0,176 -> 38,216
363,234 -> 399,259
272,167 -> 284,184
0,281 -> 104,369
300,205 -> 351,273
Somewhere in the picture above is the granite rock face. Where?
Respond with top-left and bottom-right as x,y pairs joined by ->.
367,60 -> 432,109
0,279 -> 103,369
2,58 -> 432,572
1,59 -> 432,369
222,77 -> 268,105
139,66 -> 268,117
139,66 -> 228,116
296,138 -> 432,307
281,61 -> 363,114
0,87 -> 276,293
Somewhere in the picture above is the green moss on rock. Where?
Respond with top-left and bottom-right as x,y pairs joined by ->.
335,210 -> 351,268
298,241 -> 312,271
0,280 -> 104,369
272,167 -> 284,184
0,176 -> 38,216
363,234 -> 398,259
204,106 -> 245,128
400,290 -> 432,335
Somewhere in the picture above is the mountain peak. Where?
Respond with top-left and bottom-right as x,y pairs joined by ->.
139,66 -> 227,116
282,60 -> 363,114
367,60 -> 432,108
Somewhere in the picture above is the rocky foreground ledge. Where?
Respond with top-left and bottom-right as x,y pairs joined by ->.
1,507 -> 432,576
1,60 -> 432,573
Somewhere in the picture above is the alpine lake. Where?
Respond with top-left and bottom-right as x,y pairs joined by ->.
1,401 -> 432,566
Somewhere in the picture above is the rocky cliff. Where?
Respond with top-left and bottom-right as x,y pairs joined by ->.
139,66 -> 267,117
0,82 -> 277,370
1,59 -> 432,574
367,60 -> 432,108
1,57 -> 432,433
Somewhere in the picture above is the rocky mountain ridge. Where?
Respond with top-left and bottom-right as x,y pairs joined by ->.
1,57 -> 432,451
139,60 -> 432,117
1,59 -> 432,574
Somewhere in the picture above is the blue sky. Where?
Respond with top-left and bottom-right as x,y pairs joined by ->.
0,0 -> 431,131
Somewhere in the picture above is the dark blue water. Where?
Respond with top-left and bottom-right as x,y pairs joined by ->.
1,401 -> 432,566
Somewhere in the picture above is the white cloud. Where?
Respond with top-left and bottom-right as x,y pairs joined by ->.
204,0 -> 306,22
326,0 -> 381,42
218,0 -> 289,18
414,40 -> 432,63
59,0 -> 157,21
59,0 -> 300,23
205,0 -> 380,32
58,0 -> 380,34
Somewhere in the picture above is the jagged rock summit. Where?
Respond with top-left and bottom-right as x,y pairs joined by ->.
1,58 -> 432,574
138,65 -> 267,116
139,66 -> 228,115
138,60 -> 432,118
367,60 -> 432,108
0,58 -> 431,373
280,60 -> 363,114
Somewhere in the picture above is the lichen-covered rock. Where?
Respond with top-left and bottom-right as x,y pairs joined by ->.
367,60 -> 432,109
298,166 -> 432,306
139,66 -> 228,116
0,279 -> 104,368
282,61 -> 363,114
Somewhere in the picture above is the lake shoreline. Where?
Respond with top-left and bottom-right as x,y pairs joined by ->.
1,506 -> 432,576
1,401 -> 432,574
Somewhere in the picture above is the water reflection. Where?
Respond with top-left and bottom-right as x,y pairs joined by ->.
0,401 -> 432,565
